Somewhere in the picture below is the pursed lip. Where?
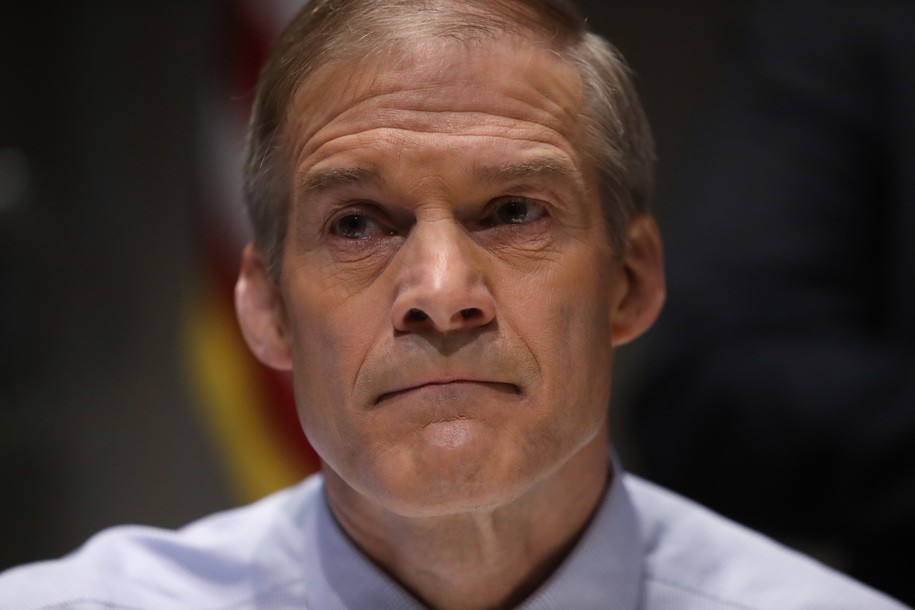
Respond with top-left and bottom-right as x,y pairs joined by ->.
374,378 -> 520,405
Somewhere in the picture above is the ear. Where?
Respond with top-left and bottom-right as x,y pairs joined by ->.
610,214 -> 666,346
235,243 -> 293,370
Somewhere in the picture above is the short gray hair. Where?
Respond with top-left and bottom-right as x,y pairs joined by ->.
244,0 -> 655,278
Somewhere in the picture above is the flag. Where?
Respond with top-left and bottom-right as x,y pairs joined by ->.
184,0 -> 319,504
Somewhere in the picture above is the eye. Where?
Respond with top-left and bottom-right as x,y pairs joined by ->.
330,213 -> 396,239
486,197 -> 548,226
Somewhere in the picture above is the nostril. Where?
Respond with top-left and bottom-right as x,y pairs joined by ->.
460,308 -> 481,320
406,308 -> 429,322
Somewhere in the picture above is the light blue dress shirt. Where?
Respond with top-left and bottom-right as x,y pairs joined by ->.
0,466 -> 908,609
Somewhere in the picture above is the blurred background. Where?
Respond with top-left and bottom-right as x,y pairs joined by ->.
1,0 -> 911,605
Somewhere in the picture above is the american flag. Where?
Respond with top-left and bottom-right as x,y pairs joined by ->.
185,0 -> 319,503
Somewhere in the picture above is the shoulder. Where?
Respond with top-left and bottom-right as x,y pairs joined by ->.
624,474 -> 909,610
0,474 -> 325,610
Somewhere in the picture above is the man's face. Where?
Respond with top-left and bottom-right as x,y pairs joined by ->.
246,37 -> 651,516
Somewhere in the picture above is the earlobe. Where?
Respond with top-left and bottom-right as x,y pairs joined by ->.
610,214 -> 666,347
235,243 -> 293,370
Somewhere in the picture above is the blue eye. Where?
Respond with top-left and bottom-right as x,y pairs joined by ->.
491,198 -> 547,225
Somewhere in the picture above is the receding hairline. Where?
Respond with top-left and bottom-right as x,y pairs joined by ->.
281,33 -> 590,188
265,0 -> 586,156
244,0 -> 655,276
281,30 -> 587,155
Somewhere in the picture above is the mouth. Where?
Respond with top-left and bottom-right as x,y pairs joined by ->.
375,379 -> 520,405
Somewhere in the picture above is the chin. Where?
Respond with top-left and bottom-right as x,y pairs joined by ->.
363,426 -> 554,518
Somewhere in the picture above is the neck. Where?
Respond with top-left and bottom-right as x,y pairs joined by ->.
323,427 -> 612,610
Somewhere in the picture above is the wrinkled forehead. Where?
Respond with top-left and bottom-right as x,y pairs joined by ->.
282,36 -> 587,164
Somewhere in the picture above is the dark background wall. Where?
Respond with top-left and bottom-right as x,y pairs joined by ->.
0,0 -> 731,569
0,1 -> 231,568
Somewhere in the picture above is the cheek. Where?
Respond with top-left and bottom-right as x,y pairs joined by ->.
283,280 -> 389,451
507,248 -> 616,417
284,256 -> 386,377
519,247 -> 614,342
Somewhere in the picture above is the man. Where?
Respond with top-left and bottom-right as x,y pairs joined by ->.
0,0 -> 907,608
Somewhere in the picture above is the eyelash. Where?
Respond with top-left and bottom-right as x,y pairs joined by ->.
327,196 -> 549,240
327,202 -> 398,240
480,197 -> 548,229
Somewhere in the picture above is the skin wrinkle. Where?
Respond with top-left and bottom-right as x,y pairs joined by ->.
373,82 -> 580,124
287,42 -> 584,178
468,157 -> 582,187
303,156 -> 585,222
234,30 -> 664,609
357,269 -> 537,393
294,140 -> 582,266
290,119 -> 596,472
299,165 -> 384,200
314,209 -> 568,408
298,133 -> 582,205
349,217 -> 538,401
246,8 -> 654,285
297,113 -> 580,182
300,158 -> 583,231
296,145 -> 588,264
333,82 -> 575,128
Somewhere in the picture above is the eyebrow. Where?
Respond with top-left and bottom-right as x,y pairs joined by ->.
297,166 -> 383,199
469,157 -> 584,188
297,157 -> 583,200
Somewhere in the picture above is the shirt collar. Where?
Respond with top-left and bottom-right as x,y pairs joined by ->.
303,457 -> 644,609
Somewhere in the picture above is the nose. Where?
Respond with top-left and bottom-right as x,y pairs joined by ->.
391,220 -> 496,334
